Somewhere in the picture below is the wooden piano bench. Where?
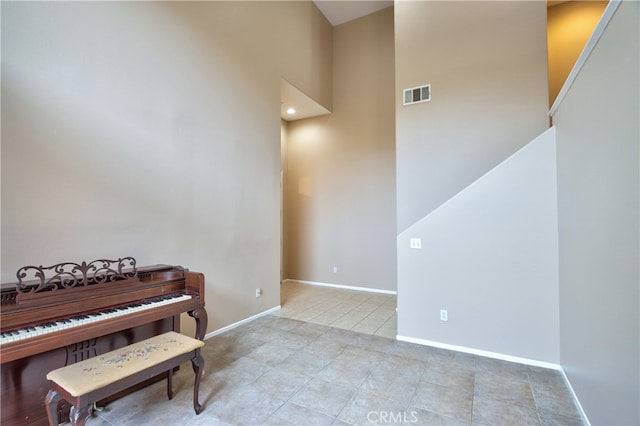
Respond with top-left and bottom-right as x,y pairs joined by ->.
44,331 -> 205,426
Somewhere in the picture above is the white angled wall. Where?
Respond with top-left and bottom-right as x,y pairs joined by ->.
397,128 -> 560,363
553,1 -> 639,423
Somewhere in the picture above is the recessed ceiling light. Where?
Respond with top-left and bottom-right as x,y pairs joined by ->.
286,107 -> 296,115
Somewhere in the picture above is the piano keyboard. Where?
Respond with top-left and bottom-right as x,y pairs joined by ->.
0,294 -> 192,345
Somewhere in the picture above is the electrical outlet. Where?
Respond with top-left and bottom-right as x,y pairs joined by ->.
255,288 -> 262,298
440,309 -> 448,321
332,266 -> 338,273
410,238 -> 422,249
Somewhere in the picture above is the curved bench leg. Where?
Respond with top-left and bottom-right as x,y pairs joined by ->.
69,404 -> 92,426
191,351 -> 205,414
45,389 -> 62,426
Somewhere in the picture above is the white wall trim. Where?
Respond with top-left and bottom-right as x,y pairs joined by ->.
396,334 -> 562,370
549,0 -> 622,117
203,303 -> 589,421
203,305 -> 281,340
397,334 -> 591,423
282,279 -> 397,295
559,369 -> 592,426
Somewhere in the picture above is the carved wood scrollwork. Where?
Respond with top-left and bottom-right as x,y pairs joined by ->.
15,257 -> 137,294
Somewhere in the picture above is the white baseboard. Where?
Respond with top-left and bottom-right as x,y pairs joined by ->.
202,302 -> 589,425
559,368 -> 592,426
204,305 -> 281,340
396,334 -> 562,370
398,334 -> 590,424
283,278 -> 397,295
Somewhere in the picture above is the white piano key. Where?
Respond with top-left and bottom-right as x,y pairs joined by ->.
0,294 -> 192,345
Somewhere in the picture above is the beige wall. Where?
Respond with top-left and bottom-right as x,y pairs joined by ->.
1,1 -> 332,333
547,1 -> 608,107
281,120 -> 289,283
284,7 -> 396,291
395,1 -> 550,232
395,1 -> 554,360
554,1 -> 639,423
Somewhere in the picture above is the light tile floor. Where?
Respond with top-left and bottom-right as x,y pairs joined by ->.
88,282 -> 585,426
275,281 -> 397,338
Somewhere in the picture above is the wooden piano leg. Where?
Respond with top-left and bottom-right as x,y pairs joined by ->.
188,307 -> 208,341
191,350 -> 205,415
45,389 -> 62,426
188,308 -> 209,340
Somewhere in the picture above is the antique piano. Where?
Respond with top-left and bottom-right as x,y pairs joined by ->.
0,257 -> 207,425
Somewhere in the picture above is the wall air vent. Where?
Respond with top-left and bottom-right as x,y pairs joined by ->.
403,84 -> 431,106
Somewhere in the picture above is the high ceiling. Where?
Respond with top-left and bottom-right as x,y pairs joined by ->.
313,0 -> 394,26
283,0 -> 569,121
314,0 -> 567,27
281,1 -> 394,121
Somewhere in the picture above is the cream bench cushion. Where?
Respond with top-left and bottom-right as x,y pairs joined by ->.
46,331 -> 204,397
